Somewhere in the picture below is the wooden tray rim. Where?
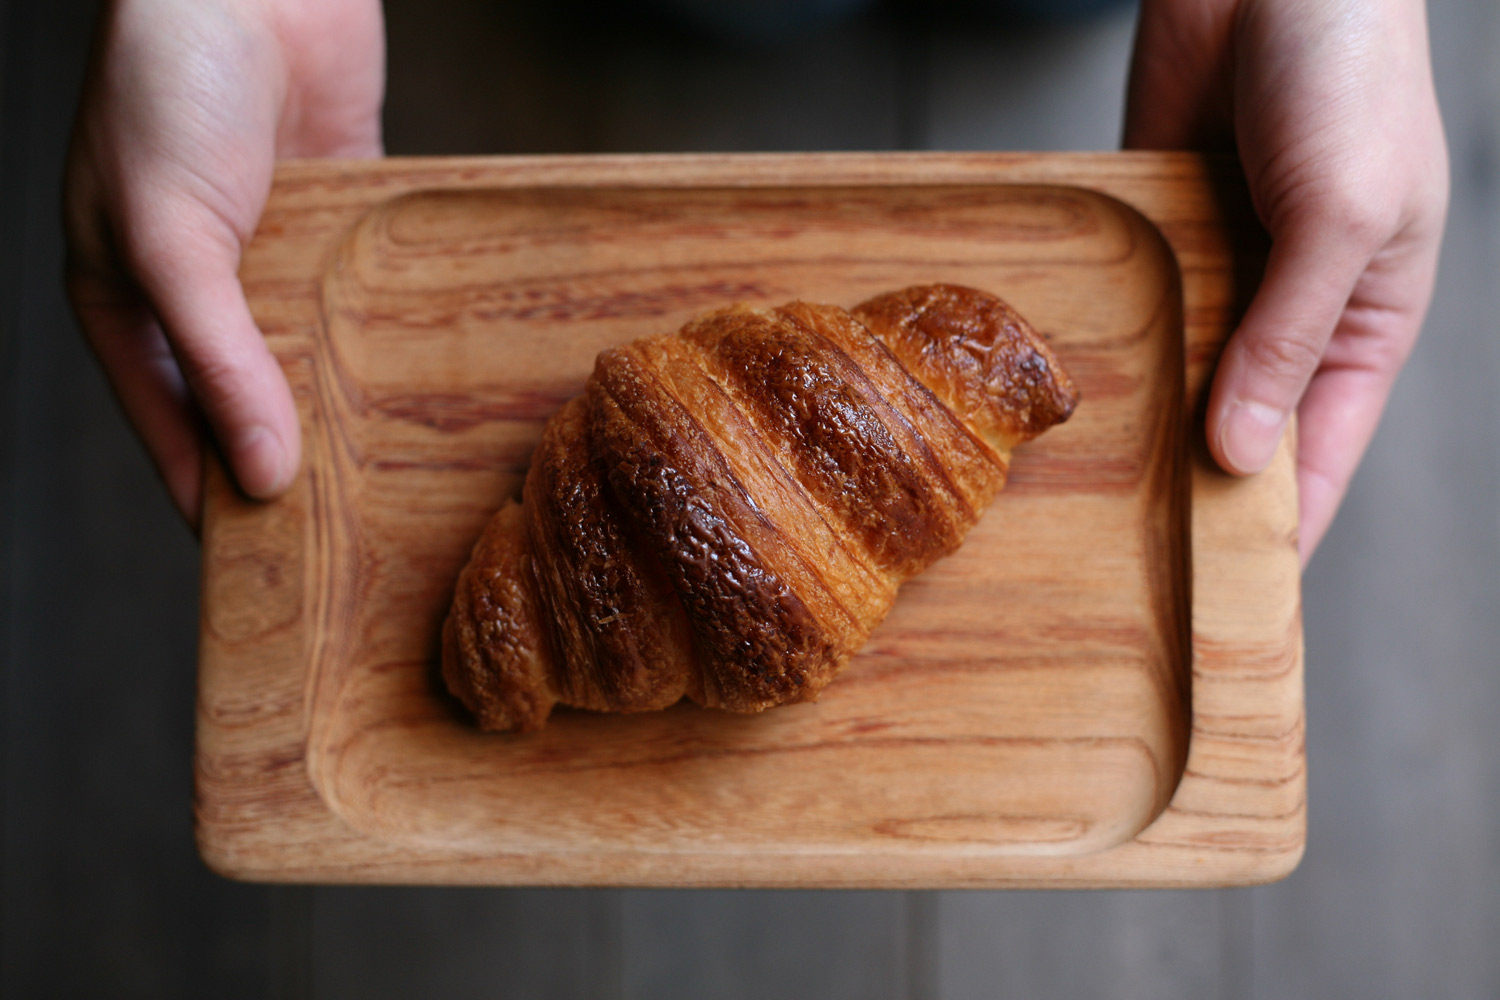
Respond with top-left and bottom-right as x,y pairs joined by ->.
196,151 -> 1305,888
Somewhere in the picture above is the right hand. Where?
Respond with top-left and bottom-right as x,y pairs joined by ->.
1124,0 -> 1448,564
65,0 -> 385,529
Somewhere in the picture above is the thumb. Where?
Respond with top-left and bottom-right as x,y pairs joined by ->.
126,196 -> 300,501
1207,225 -> 1371,476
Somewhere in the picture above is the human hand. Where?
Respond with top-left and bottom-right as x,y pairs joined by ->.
1124,0 -> 1448,564
65,0 -> 385,528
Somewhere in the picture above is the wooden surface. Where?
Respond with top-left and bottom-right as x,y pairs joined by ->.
196,152 -> 1303,887
7,0 -> 1500,994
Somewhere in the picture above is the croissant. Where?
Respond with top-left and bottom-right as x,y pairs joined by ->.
442,283 -> 1078,732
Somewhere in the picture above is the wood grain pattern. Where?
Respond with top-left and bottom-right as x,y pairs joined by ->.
196,152 -> 1302,887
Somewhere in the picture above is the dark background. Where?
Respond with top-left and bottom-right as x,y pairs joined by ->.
3,0 -> 1498,996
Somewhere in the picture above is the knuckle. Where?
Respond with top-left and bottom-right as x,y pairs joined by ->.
1313,179 -> 1398,250
117,190 -> 239,287
1242,331 -> 1323,385
116,220 -> 174,284
180,351 -> 253,417
1361,326 -> 1416,374
120,210 -> 189,279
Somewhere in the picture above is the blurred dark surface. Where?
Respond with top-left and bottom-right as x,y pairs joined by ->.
3,0 -> 1498,996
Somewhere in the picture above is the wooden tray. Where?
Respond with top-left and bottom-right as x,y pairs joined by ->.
196,152 -> 1304,888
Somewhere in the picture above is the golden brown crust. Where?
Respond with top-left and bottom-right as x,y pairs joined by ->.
441,284 -> 1077,731
777,300 -> 1010,525
522,397 -> 695,714
589,346 -> 845,711
441,502 -> 555,732
691,304 -> 965,578
852,284 -> 1079,451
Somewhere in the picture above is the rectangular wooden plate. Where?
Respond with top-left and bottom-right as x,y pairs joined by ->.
197,152 -> 1304,887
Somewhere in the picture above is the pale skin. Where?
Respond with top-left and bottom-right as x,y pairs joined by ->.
1126,0 -> 1448,562
66,0 -> 1448,565
65,0 -> 385,523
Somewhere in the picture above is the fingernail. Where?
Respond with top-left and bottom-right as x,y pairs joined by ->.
1219,400 -> 1286,474
235,425 -> 290,497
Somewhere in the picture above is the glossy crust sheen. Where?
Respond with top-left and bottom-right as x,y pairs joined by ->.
443,284 -> 1078,731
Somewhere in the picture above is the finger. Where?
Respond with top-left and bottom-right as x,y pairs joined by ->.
122,198 -> 300,503
1293,364 -> 1396,565
1207,229 -> 1373,476
69,285 -> 208,527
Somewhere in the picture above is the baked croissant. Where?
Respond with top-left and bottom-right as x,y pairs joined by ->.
442,284 -> 1078,732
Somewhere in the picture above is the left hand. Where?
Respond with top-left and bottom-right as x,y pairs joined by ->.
1124,0 -> 1449,564
64,0 -> 386,529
